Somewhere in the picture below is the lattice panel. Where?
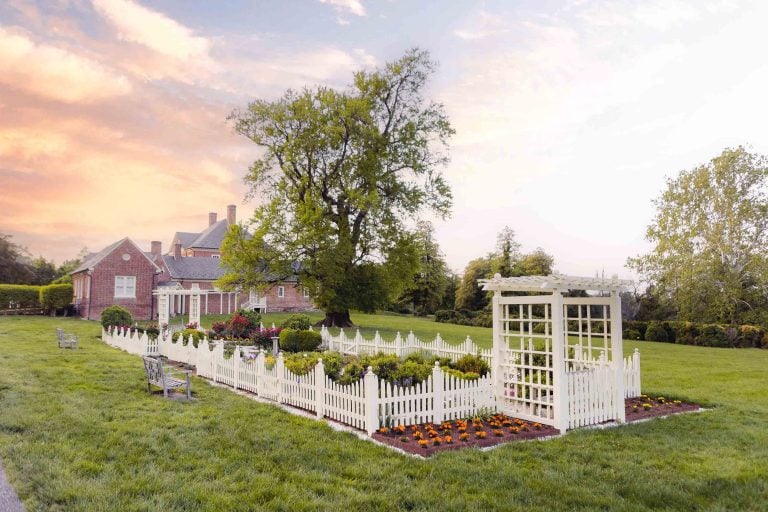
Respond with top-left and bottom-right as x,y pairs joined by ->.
563,299 -> 614,369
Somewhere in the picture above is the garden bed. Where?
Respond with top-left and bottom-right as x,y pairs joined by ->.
372,397 -> 701,457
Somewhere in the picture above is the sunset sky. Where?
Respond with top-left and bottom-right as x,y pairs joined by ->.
2,0 -> 768,279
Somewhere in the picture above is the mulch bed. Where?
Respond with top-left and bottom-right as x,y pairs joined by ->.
373,396 -> 701,457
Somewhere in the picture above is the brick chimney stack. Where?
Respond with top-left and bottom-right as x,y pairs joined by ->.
227,204 -> 236,225
174,242 -> 181,260
208,212 -> 217,226
151,241 -> 162,256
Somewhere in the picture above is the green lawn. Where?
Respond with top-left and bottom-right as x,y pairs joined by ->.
1,315 -> 767,511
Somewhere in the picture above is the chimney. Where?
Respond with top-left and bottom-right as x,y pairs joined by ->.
174,242 -> 181,260
151,241 -> 162,256
208,212 -> 217,226
227,204 -> 236,225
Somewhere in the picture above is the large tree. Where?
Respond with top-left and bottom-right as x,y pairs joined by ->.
0,234 -> 33,284
220,49 -> 454,326
395,221 -> 450,316
628,146 -> 768,325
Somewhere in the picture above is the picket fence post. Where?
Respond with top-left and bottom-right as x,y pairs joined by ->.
364,366 -> 379,435
256,350 -> 265,397
276,352 -> 285,404
315,358 -> 325,419
213,342 -> 221,383
432,362 -> 444,425
233,346 -> 241,390
394,332 -> 403,357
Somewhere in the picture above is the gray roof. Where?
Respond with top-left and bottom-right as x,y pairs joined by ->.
72,238 -> 161,274
173,232 -> 200,249
162,255 -> 225,280
187,219 -> 230,249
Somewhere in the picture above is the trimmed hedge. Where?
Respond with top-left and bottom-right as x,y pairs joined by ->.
434,309 -> 492,328
279,328 -> 322,352
0,284 -> 41,309
39,284 -> 73,315
101,305 -> 133,329
622,319 -> 767,348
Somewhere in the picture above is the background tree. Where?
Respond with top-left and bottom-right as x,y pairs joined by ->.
395,221 -> 450,316
454,257 -> 493,311
494,226 -> 521,277
628,146 -> 768,325
29,257 -> 57,285
513,248 -> 554,277
220,49 -> 454,327
0,234 -> 33,284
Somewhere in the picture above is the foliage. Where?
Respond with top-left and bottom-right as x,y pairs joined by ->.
39,284 -> 73,315
623,329 -> 642,341
395,221 -> 451,316
645,322 -> 670,343
236,309 -> 262,329
281,313 -> 312,330
494,226 -> 521,277
513,248 -> 554,277
454,257 -> 493,311
279,328 -> 322,352
0,234 -> 33,284
250,327 -> 283,349
219,49 -> 454,327
434,308 -> 492,328
100,305 -> 133,329
0,284 -> 41,309
629,147 -> 768,325
177,328 -> 204,347
452,353 -> 491,377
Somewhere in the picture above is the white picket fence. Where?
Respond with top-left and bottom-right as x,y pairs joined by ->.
102,327 -> 495,434
102,327 -> 640,433
319,326 -> 493,364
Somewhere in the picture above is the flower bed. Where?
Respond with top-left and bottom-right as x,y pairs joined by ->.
625,394 -> 700,421
371,414 -> 560,456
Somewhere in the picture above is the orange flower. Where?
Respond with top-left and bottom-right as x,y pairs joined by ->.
378,427 -> 389,434
509,426 -> 520,434
418,439 -> 429,448
433,437 -> 442,446
493,429 -> 504,437
459,433 -> 470,442
476,431 -> 487,439
458,426 -> 467,433
395,425 -> 406,433
413,431 -> 423,440
532,422 -> 542,430
445,435 -> 453,444
428,429 -> 439,438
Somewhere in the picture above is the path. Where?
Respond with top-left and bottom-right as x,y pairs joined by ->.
0,461 -> 23,512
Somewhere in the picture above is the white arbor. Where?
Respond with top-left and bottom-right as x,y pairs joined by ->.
154,284 -> 203,328
480,274 -> 635,433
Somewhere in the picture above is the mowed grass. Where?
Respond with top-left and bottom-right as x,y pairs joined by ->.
0,316 -> 766,511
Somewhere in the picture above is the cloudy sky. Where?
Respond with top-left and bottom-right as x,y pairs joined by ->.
2,0 -> 768,280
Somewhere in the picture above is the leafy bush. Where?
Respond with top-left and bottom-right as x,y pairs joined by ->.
236,309 -> 262,329
391,360 -> 432,385
434,310 -> 457,323
697,324 -> 729,347
444,368 -> 481,380
39,284 -> 73,315
0,285 -> 41,310
279,328 -> 322,352
177,328 -> 203,347
670,321 -> 699,345
453,354 -> 490,377
281,314 -> 312,330
250,327 -> 282,349
623,329 -> 641,341
645,321 -> 670,342
226,313 -> 253,339
101,305 -> 133,329
624,320 -> 648,339
735,325 -> 764,348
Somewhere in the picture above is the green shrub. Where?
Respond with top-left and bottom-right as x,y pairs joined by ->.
392,360 -> 432,385
735,325 -> 764,348
361,353 -> 401,381
281,314 -> 312,330
279,328 -> 322,352
444,368 -> 481,380
645,322 -> 670,342
696,324 -> 729,347
453,353 -> 490,377
670,321 -> 699,345
39,284 -> 73,315
0,284 -> 41,309
284,352 -> 321,375
236,309 -> 262,329
101,305 -> 133,329
178,328 -> 203,347
623,329 -> 641,340
434,310 -> 456,323
624,320 -> 648,339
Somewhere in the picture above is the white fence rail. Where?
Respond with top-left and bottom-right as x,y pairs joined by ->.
102,327 -> 496,434
319,327 -> 493,364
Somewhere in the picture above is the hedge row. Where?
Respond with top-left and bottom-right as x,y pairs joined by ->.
0,284 -> 41,309
435,309 -> 493,328
0,284 -> 73,314
624,320 -> 768,348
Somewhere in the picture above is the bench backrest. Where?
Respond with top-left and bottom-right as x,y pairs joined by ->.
143,357 -> 165,385
56,328 -> 64,341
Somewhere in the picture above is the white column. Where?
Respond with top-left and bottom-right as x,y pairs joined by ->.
205,293 -> 208,315
491,290 -> 502,405
189,293 -> 200,328
364,366 -> 379,435
610,290 -> 626,423
432,362 -> 444,425
158,293 -> 169,327
551,290 -> 569,433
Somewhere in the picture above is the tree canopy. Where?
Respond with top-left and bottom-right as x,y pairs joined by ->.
219,49 -> 454,326
394,221 -> 451,316
628,146 -> 768,325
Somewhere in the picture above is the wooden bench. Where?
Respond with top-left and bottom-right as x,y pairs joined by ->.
142,356 -> 192,399
55,328 -> 79,349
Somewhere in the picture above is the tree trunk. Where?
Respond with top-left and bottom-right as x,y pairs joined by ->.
317,310 -> 354,328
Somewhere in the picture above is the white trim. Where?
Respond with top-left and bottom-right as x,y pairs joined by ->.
277,286 -> 285,298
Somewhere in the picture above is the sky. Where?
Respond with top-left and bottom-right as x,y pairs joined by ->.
2,0 -> 768,281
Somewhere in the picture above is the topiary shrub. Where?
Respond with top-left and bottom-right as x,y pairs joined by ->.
279,328 -> 322,352
281,313 -> 312,330
453,353 -> 490,377
0,285 -> 41,310
623,328 -> 641,340
696,324 -> 729,347
644,321 -> 670,342
101,305 -> 133,329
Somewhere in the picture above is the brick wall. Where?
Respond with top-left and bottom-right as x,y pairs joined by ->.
265,283 -> 314,313
83,240 -> 157,321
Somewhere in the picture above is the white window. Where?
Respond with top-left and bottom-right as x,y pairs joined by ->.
211,254 -> 220,259
114,276 -> 136,298
277,286 -> 285,298
303,288 -> 310,299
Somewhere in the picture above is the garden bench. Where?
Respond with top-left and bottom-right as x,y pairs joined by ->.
142,356 -> 192,399
55,328 -> 79,349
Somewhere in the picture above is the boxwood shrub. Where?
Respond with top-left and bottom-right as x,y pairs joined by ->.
279,328 -> 322,352
101,305 -> 133,329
